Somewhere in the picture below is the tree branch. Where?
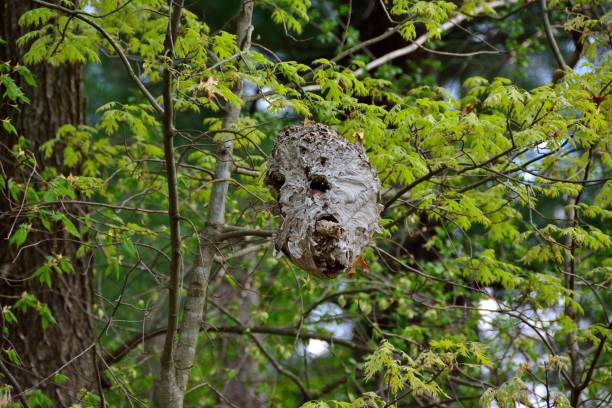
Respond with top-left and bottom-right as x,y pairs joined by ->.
35,200 -> 168,214
172,0 -> 255,398
217,228 -> 274,241
383,145 -> 520,212
300,287 -> 385,324
158,0 -> 185,406
568,148 -> 593,406
577,332 -> 608,393
354,0 -> 517,75
104,324 -> 371,367
213,243 -> 265,263
330,19 -> 407,64
540,0 -> 569,72
209,325 -> 372,354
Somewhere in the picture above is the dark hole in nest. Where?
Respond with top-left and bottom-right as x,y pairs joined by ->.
322,259 -> 345,277
309,174 -> 330,192
318,214 -> 338,223
313,214 -> 345,276
314,245 -> 346,277
268,172 -> 285,192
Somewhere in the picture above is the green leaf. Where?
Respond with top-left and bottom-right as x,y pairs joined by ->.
121,237 -> 137,258
2,119 -> 17,135
15,65 -> 36,86
58,257 -> 74,273
224,273 -> 238,288
9,224 -> 29,248
105,259 -> 120,280
1,75 -> 28,103
38,303 -> 56,331
39,211 -> 51,231
2,307 -> 17,325
18,7 -> 56,27
211,31 -> 237,59
75,244 -> 89,259
399,21 -> 416,40
33,264 -> 52,287
14,292 -> 38,313
53,373 -> 69,385
4,348 -> 22,366
63,145 -> 81,167
61,216 -> 80,238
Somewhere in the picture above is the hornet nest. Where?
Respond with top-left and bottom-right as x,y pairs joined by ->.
265,123 -> 381,279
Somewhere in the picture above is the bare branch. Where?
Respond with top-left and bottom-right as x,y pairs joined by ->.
233,166 -> 260,177
213,243 -> 265,263
217,228 -> 274,241
332,25 -> 402,64
355,0 -> 517,75
540,0 -> 569,72
104,324 -> 371,367
414,41 -> 503,57
34,200 -> 168,214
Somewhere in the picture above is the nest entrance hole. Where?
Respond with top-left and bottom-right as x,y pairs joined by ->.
313,214 -> 345,277
309,174 -> 330,192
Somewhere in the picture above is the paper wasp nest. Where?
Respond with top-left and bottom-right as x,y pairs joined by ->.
265,123 -> 381,279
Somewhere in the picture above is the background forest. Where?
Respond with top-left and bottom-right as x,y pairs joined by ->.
0,0 -> 610,407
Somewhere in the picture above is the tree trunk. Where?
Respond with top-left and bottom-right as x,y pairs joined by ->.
0,1 -> 96,406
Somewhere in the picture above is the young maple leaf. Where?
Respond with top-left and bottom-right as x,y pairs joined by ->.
347,255 -> 369,277
353,130 -> 365,145
462,103 -> 474,115
198,76 -> 218,103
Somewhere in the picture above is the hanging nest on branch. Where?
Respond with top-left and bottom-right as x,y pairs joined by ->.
265,123 -> 381,279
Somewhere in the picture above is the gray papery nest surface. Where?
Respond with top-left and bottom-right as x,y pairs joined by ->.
265,123 -> 381,278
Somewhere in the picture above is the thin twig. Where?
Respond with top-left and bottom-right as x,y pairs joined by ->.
0,359 -> 31,408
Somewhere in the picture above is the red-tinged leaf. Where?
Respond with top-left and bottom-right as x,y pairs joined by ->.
353,130 -> 365,145
348,255 -> 369,276
205,76 -> 218,103
355,255 -> 369,272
